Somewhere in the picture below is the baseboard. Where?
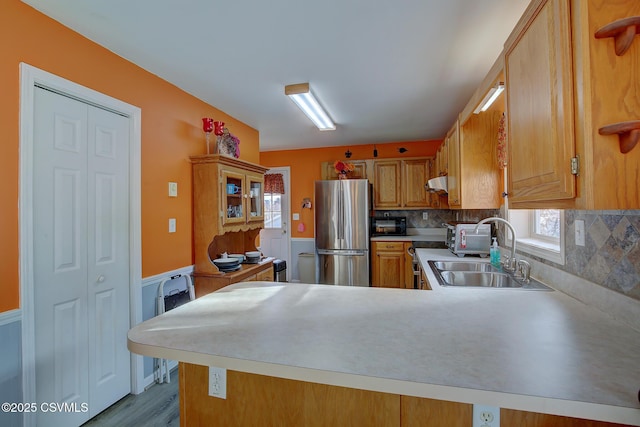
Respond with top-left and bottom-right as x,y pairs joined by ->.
0,308 -> 21,326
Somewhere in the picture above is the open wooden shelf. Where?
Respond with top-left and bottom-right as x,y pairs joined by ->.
598,120 -> 640,154
594,16 -> 640,56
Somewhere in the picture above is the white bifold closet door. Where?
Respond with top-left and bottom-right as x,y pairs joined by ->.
33,86 -> 130,426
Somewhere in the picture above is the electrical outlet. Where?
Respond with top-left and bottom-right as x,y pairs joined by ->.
208,366 -> 227,399
575,219 -> 585,246
168,218 -> 176,233
473,404 -> 499,427
422,211 -> 429,220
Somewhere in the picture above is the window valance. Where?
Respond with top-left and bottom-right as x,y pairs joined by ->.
264,173 -> 285,194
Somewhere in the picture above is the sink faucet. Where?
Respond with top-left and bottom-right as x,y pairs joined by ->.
516,259 -> 531,283
474,217 -> 517,271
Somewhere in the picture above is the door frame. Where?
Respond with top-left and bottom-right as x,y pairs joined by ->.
19,63 -> 143,425
262,167 -> 291,278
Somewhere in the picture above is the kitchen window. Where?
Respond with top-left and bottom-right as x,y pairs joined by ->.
508,209 -> 564,265
264,193 -> 282,228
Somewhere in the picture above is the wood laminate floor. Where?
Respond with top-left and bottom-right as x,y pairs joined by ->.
82,369 -> 179,427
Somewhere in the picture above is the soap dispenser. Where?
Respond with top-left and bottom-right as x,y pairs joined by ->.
490,238 -> 501,267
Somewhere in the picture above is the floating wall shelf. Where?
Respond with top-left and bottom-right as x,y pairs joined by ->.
598,121 -> 640,154
594,16 -> 640,56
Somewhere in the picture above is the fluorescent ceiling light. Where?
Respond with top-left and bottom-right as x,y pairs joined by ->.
473,83 -> 505,114
285,83 -> 335,131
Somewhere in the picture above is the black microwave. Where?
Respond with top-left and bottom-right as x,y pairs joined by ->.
371,217 -> 407,236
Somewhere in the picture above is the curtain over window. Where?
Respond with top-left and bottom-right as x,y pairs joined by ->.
265,173 -> 285,194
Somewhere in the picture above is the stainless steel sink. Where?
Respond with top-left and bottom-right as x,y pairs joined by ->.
440,271 -> 521,288
432,261 -> 498,272
427,260 -> 552,291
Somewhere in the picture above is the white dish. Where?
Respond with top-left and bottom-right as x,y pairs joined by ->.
213,258 -> 240,265
245,251 -> 261,257
228,254 -> 246,261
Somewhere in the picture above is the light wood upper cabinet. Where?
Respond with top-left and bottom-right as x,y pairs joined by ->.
458,112 -> 503,209
320,160 -> 370,180
443,52 -> 504,211
435,139 -> 448,177
372,158 -> 436,209
503,0 -> 640,209
403,159 -> 432,207
505,0 -> 577,205
373,160 -> 402,208
446,121 -> 462,208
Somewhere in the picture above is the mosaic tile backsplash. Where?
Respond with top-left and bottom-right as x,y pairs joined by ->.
373,209 -> 500,229
564,210 -> 640,301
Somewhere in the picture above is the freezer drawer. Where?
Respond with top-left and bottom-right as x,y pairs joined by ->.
317,251 -> 369,286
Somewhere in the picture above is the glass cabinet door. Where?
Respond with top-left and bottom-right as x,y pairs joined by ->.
221,171 -> 246,225
246,176 -> 264,222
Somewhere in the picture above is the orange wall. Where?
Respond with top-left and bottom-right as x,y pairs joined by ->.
0,0 -> 259,312
260,140 -> 441,239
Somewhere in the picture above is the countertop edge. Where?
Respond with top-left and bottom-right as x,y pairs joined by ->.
127,339 -> 640,426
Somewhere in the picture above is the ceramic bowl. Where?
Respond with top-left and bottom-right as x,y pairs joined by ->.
212,258 -> 240,267
228,254 -> 246,262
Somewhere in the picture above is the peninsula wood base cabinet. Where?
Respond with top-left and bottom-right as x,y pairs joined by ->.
179,363 -> 629,427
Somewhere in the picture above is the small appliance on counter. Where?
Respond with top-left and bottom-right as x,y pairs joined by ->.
273,259 -> 287,282
444,222 -> 491,257
370,216 -> 407,236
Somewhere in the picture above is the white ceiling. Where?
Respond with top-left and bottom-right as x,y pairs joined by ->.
22,0 -> 529,152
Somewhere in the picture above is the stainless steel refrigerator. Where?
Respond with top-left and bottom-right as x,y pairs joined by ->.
314,179 -> 370,286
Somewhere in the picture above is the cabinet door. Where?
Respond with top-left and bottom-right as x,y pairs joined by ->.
437,139 -> 448,176
322,160 -> 368,180
255,267 -> 273,282
373,160 -> 401,208
221,170 -> 247,226
505,0 -> 575,203
403,159 -> 431,208
447,122 -> 461,208
371,242 -> 405,288
246,174 -> 264,223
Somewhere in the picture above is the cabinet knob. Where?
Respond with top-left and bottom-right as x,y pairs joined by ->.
96,275 -> 105,283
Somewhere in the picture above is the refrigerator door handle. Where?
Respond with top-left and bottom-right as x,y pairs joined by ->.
317,249 -> 366,256
337,182 -> 343,241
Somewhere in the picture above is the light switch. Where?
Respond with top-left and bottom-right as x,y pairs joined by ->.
292,213 -> 300,220
169,218 -> 176,233
168,182 -> 178,197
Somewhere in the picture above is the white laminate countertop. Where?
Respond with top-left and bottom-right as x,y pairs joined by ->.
128,252 -> 640,426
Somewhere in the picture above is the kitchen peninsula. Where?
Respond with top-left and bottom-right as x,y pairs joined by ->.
128,272 -> 640,426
